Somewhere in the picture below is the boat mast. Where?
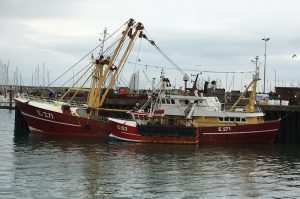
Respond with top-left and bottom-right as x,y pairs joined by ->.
148,70 -> 167,117
229,56 -> 260,113
99,27 -> 107,56
245,56 -> 260,112
97,21 -> 144,108
58,29 -> 108,103
87,19 -> 144,114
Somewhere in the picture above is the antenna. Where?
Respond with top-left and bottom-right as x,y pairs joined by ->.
152,78 -> 156,90
183,74 -> 189,91
251,56 -> 259,79
99,27 -> 108,56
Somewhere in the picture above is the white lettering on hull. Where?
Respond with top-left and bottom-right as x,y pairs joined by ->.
218,126 -> 231,132
21,111 -> 81,127
37,110 -> 54,120
117,124 -> 128,132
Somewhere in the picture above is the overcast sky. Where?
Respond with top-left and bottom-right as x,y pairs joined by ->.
1,0 -> 300,92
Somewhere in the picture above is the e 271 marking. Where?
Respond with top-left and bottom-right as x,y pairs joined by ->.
218,126 -> 231,132
37,110 -> 54,120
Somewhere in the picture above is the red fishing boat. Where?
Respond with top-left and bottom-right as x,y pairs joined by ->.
108,117 -> 279,144
197,120 -> 279,143
14,18 -> 146,137
14,98 -> 109,137
108,69 -> 280,144
109,115 -> 200,144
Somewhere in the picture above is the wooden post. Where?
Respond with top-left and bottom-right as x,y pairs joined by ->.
9,89 -> 12,107
14,106 -> 30,137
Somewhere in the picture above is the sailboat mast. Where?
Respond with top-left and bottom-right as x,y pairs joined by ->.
37,64 -> 39,89
43,62 -> 45,88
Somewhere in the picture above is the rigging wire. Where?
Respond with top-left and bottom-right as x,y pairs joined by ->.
116,34 -> 142,90
48,19 -> 130,87
67,71 -> 94,103
78,68 -> 94,89
116,75 -> 129,88
48,44 -> 101,87
60,62 -> 94,87
143,29 -> 190,78
228,73 -> 235,92
141,29 -> 247,123
100,34 -> 129,89
142,29 -> 255,86
103,34 -> 122,58
115,35 -> 138,89
195,63 -> 254,67
125,61 -> 254,74
133,37 -> 143,72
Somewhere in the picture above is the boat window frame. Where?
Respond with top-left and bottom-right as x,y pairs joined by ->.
166,98 -> 171,104
179,100 -> 186,106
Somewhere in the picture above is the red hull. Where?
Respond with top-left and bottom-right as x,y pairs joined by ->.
15,98 -> 109,137
108,118 -> 279,144
198,121 -> 279,143
108,119 -> 199,144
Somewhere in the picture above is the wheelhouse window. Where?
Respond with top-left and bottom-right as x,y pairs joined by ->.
179,100 -> 186,105
221,117 -> 245,123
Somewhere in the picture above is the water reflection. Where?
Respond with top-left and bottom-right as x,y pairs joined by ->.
0,109 -> 299,198
11,134 -> 300,198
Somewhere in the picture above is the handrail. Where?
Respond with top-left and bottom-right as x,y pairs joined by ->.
20,94 -> 87,107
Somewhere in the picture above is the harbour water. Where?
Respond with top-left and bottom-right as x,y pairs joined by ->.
1,109 -> 300,198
